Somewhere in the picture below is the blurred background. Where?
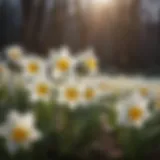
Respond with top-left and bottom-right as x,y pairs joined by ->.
1,0 -> 160,74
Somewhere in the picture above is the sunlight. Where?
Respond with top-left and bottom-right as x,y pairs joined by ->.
93,0 -> 113,5
92,0 -> 115,10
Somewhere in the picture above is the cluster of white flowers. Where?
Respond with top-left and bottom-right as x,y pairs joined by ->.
0,45 -> 100,154
0,45 -> 160,155
0,45 -> 100,106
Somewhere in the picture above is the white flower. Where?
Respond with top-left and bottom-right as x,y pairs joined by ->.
132,80 -> 154,99
49,46 -> 76,79
81,82 -> 98,105
137,86 -> 151,97
27,76 -> 53,102
21,56 -> 46,79
6,45 -> 24,64
116,93 -> 150,128
78,48 -> 99,75
58,80 -> 82,109
0,110 -> 41,154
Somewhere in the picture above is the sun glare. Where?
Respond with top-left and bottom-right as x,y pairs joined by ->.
93,0 -> 112,5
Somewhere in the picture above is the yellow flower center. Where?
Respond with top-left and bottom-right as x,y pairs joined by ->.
27,62 -> 39,74
128,106 -> 143,121
36,83 -> 49,96
56,58 -> 70,72
84,87 -> 95,100
139,87 -> 149,97
85,57 -> 97,71
65,87 -> 79,101
12,127 -> 29,143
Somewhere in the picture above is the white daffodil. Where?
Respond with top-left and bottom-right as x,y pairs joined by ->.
49,46 -> 76,79
6,45 -> 24,64
81,82 -> 98,105
21,56 -> 46,79
78,48 -> 99,75
58,80 -> 82,109
138,85 -> 150,97
82,76 -> 114,98
133,79 -> 154,99
116,92 -> 150,128
27,76 -> 53,102
0,110 -> 41,154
